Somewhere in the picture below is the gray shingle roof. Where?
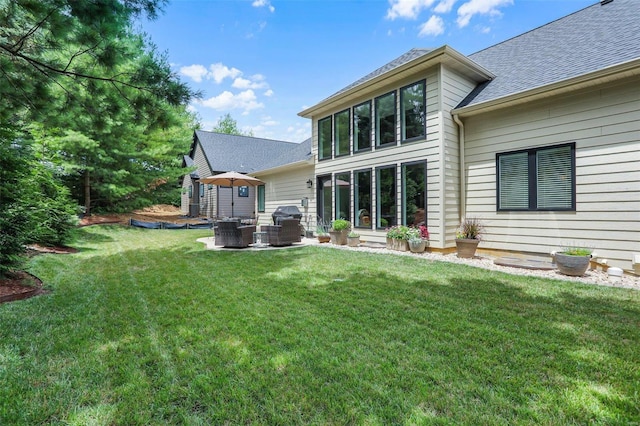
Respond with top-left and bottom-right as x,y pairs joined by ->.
459,0 -> 640,108
324,48 -> 434,101
193,130 -> 311,174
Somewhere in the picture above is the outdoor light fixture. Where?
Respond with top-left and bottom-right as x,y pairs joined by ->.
306,179 -> 313,188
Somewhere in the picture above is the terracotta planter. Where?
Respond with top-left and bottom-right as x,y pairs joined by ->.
317,235 -> 330,243
408,239 -> 426,253
329,230 -> 348,245
456,238 -> 479,258
347,236 -> 360,247
555,253 -> 591,276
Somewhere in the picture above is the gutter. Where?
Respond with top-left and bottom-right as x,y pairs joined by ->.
453,114 -> 466,221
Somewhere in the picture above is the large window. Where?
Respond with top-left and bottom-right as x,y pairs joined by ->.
257,185 -> 265,212
400,80 -> 425,142
376,166 -> 396,228
497,143 -> 575,211
317,175 -> 332,223
402,161 -> 427,226
354,169 -> 371,228
318,117 -> 332,160
375,92 -> 396,147
353,101 -> 371,152
334,109 -> 350,157
335,172 -> 350,221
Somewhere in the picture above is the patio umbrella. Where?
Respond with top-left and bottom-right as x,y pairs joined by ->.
200,171 -> 263,217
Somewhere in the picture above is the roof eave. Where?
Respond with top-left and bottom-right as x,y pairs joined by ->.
299,46 -> 494,119
453,58 -> 640,117
253,158 -> 314,176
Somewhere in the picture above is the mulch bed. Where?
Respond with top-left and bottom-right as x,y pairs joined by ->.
0,271 -> 47,304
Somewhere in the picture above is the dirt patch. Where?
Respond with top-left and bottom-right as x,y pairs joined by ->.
79,204 -> 204,226
0,271 -> 46,304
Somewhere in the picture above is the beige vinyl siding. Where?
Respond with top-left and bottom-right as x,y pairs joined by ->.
180,175 -> 191,215
255,165 -> 315,230
311,68 -> 444,245
215,186 -> 255,218
463,75 -> 640,269
190,143 -> 214,217
440,65 -> 482,247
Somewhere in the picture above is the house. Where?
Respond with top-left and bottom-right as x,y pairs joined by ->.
181,130 -> 313,225
298,0 -> 639,269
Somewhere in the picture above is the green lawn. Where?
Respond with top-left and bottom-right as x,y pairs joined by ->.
1,226 -> 639,425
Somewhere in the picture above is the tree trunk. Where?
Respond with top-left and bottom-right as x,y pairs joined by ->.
84,169 -> 91,216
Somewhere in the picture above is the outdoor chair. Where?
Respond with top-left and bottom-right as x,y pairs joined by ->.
215,220 -> 256,248
261,218 -> 301,247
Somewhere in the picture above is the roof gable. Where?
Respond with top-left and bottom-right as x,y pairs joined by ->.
192,130 -> 310,175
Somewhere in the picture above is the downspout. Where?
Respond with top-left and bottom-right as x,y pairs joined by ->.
453,114 -> 466,222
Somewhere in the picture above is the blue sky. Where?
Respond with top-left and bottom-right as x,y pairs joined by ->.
140,0 -> 595,142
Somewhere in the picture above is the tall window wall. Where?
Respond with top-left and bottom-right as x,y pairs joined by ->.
335,172 -> 350,221
376,166 -> 396,228
402,161 -> 427,226
354,169 -> 371,228
315,79 -> 429,233
317,79 -> 425,158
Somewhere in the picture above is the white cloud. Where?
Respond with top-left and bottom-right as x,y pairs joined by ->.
418,15 -> 445,37
180,64 -> 208,82
252,0 -> 275,13
208,63 -> 242,84
457,0 -> 513,28
261,116 -> 279,126
480,26 -> 491,33
198,90 -> 264,113
386,0 -> 436,20
232,75 -> 268,90
264,89 -> 274,97
434,0 -> 456,13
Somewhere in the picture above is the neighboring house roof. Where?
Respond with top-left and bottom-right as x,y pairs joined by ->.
458,0 -> 640,108
191,130 -> 310,176
255,137 -> 312,173
182,155 -> 199,179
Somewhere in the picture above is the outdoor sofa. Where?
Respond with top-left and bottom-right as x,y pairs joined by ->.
260,218 -> 302,247
215,220 -> 256,248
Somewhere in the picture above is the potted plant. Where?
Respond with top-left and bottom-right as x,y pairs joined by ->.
315,218 -> 331,243
554,247 -> 593,276
316,225 -> 330,243
385,225 -> 410,251
385,226 -> 398,249
347,231 -> 360,247
329,219 -> 350,245
408,225 -> 429,253
455,217 -> 484,258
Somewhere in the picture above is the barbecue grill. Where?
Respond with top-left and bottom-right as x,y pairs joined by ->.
272,205 -> 302,225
